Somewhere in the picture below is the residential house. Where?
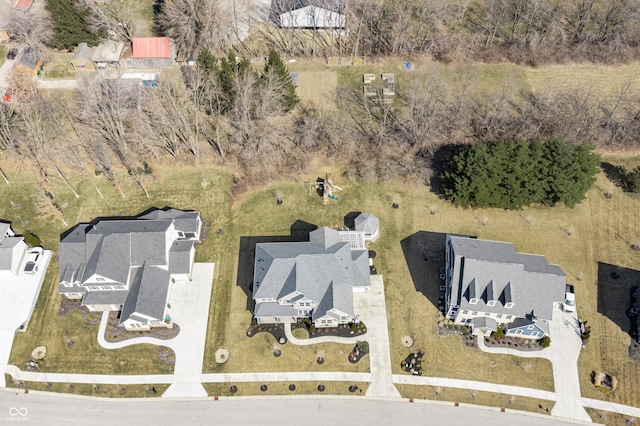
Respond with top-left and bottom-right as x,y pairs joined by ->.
16,49 -> 42,76
92,40 -> 125,69
272,0 -> 346,30
71,43 -> 96,72
120,37 -> 175,68
0,222 -> 27,274
444,235 -> 565,338
253,227 -> 370,327
58,208 -> 202,331
12,0 -> 34,11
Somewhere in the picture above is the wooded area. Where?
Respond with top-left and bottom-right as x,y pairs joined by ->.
4,0 -> 640,208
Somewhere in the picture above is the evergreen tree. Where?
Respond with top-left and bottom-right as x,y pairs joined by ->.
46,0 -> 100,50
441,139 -> 599,209
263,50 -> 299,113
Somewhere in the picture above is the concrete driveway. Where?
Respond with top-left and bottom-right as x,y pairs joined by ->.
0,250 -> 52,387
354,275 -> 400,397
96,263 -> 215,397
476,305 -> 591,423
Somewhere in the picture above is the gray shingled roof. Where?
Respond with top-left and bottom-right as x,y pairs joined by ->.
254,227 -> 368,321
58,209 -> 199,322
73,43 -> 95,61
138,209 -> 200,234
169,239 -> 194,274
120,264 -> 170,323
255,302 -> 297,318
354,213 -> 379,235
0,237 -> 24,270
448,235 -> 565,321
83,290 -> 128,305
472,317 -> 497,331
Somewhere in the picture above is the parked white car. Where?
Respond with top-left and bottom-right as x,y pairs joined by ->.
563,292 -> 576,312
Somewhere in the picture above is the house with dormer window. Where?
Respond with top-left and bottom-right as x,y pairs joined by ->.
58,208 -> 201,331
253,227 -> 370,328
444,235 -> 565,338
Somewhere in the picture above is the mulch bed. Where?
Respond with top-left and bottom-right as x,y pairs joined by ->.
293,319 -> 368,339
484,336 -> 545,351
58,298 -> 101,324
158,346 -> 176,364
436,324 -> 477,348
401,351 -> 425,375
104,311 -> 180,343
246,321 -> 287,344
348,342 -> 369,363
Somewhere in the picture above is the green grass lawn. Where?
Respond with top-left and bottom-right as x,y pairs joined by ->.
4,151 -> 640,406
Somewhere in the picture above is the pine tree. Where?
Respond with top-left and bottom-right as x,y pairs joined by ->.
263,50 -> 299,113
46,0 -> 100,50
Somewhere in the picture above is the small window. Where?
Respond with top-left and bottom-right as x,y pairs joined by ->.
531,331 -> 539,337
506,315 -> 512,320
505,302 -> 514,309
462,310 -> 469,315
469,298 -> 478,304
471,311 -> 478,316
484,312 -> 490,316
516,329 -> 523,335
96,277 -> 105,282
487,300 -> 496,306
527,325 -> 535,330
496,314 -> 503,318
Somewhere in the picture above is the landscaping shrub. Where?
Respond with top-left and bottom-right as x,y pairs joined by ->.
539,336 -> 551,348
492,325 -> 504,339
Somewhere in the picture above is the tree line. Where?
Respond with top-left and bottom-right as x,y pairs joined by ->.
14,0 -> 640,66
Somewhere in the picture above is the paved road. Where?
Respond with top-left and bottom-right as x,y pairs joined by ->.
37,79 -> 78,89
0,389 -> 585,426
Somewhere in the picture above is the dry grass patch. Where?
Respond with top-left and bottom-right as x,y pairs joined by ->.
204,381 -> 368,397
525,62 -> 640,99
42,52 -> 74,79
4,377 -> 169,398
396,384 -> 553,415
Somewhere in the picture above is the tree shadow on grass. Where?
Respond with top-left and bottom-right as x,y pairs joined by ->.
601,162 -> 631,192
400,231 -> 447,310
236,220 -> 317,312
597,262 -> 639,337
428,144 -> 459,195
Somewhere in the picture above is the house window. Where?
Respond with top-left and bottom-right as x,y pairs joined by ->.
496,314 -> 503,318
96,277 -> 105,282
487,300 -> 496,306
462,310 -> 469,315
516,329 -> 523,335
505,302 -> 514,308
484,312 -> 490,316
506,315 -> 512,320
527,325 -> 535,330
471,311 -> 478,316
531,331 -> 539,337
469,298 -> 478,304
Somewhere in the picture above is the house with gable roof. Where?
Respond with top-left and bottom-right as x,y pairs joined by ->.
444,234 -> 565,338
58,208 -> 201,330
253,226 -> 370,327
272,0 -> 346,30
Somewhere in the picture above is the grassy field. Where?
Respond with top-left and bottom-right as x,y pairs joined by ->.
396,384 -> 554,415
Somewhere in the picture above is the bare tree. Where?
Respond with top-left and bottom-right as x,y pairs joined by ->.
79,0 -> 143,42
156,0 -> 232,59
7,8 -> 54,57
6,67 -> 38,104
